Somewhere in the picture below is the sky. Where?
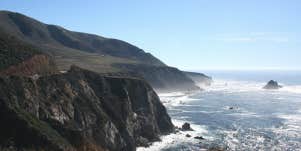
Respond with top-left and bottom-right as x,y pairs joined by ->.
0,0 -> 300,70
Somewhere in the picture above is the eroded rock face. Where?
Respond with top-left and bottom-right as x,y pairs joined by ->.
263,80 -> 282,89
0,66 -> 174,151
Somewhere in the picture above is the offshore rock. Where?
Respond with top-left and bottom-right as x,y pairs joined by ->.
263,80 -> 282,89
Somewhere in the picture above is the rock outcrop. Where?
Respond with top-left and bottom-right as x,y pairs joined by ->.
0,66 -> 174,151
263,80 -> 282,89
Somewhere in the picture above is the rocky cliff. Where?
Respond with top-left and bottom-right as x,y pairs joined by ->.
0,32 -> 174,151
0,66 -> 174,151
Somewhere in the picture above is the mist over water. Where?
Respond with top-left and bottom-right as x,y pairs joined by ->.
138,70 -> 301,151
202,70 -> 301,85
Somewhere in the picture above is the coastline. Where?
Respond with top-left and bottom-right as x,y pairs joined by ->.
137,90 -> 214,151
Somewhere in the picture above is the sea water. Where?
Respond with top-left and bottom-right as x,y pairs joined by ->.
138,70 -> 301,151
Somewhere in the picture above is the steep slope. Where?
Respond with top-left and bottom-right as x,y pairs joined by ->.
0,11 -> 165,66
0,66 -> 174,151
0,11 -> 201,91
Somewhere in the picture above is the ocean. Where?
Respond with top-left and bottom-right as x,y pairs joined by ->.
138,70 -> 301,151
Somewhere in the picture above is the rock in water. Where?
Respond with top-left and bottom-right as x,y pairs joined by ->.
263,80 -> 282,89
194,136 -> 205,140
181,122 -> 193,131
185,134 -> 191,138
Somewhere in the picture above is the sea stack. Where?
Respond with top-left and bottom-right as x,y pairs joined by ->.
263,80 -> 282,89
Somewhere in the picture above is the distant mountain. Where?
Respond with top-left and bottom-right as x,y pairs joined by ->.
0,10 -> 210,91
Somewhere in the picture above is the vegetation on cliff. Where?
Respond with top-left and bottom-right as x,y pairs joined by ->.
0,30 -> 41,70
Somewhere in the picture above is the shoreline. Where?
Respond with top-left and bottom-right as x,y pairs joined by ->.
138,90 -> 214,151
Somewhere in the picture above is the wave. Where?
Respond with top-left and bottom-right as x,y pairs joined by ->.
159,91 -> 200,107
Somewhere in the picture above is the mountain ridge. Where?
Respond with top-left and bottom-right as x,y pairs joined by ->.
0,10 -> 165,66
0,10 -> 211,91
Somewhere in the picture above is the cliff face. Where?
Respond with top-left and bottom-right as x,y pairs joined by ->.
113,64 -> 200,92
0,66 -> 174,151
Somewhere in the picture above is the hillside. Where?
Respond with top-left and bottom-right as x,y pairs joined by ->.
0,11 -> 165,66
0,11 -> 207,91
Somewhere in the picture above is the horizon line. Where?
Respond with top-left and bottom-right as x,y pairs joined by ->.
181,67 -> 301,71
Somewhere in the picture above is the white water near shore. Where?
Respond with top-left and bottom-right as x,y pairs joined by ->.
138,71 -> 301,151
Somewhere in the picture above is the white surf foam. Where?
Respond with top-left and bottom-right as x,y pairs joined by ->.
158,91 -> 200,107
280,85 -> 301,94
277,114 -> 301,130
137,119 -> 210,151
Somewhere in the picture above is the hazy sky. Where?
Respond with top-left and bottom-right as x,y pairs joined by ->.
0,0 -> 300,70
